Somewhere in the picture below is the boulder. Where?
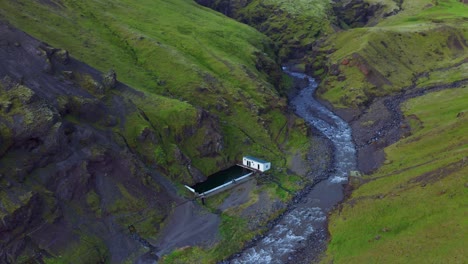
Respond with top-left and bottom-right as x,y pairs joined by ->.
1,101 -> 12,113
38,43 -> 58,58
330,64 -> 340,76
54,49 -> 70,65
102,69 -> 117,90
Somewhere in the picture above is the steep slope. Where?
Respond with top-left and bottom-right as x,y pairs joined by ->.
320,0 -> 468,262
3,0 -> 465,263
0,0 -> 309,179
196,0 -> 334,62
0,22 -> 178,263
0,0 -> 316,263
325,85 -> 467,263
318,0 -> 468,108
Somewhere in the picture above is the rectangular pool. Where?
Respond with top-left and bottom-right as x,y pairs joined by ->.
191,165 -> 253,194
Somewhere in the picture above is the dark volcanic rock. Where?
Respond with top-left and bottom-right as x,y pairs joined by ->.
0,21 -> 180,263
102,69 -> 117,90
332,0 -> 401,28
54,49 -> 70,64
195,0 -> 251,17
194,109 -> 224,156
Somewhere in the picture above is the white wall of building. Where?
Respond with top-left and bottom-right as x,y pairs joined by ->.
243,156 -> 271,172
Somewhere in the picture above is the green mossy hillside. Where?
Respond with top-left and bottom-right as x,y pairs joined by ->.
238,0 -> 333,59
324,85 -> 468,263
0,0 -> 310,179
0,78 -> 172,263
196,0 -> 334,61
333,0 -> 403,29
322,1 -> 468,262
0,0 -> 317,262
317,0 -> 468,108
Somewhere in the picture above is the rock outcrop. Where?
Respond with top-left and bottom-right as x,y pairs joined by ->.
0,21 -> 218,263
102,69 -> 117,90
332,0 -> 402,28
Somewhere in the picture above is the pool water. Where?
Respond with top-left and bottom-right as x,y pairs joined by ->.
191,165 -> 252,193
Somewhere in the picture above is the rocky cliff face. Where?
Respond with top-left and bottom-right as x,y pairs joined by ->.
0,21 -> 221,263
332,0 -> 402,28
194,0 -> 403,82
195,0 -> 333,62
0,0 -> 326,261
196,0 -> 252,17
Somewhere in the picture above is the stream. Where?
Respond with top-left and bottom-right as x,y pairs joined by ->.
229,68 -> 357,263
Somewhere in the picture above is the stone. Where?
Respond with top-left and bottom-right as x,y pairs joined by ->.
102,69 -> 117,90
62,71 -> 74,80
95,84 -> 105,94
359,64 -> 370,75
137,127 -> 157,143
2,101 -> 12,113
54,49 -> 70,65
15,85 -> 36,104
330,64 -> 340,76
187,164 -> 207,183
39,43 -> 58,57
173,146 -> 190,165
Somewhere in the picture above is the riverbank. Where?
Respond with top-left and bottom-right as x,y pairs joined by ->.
219,68 -> 356,263
276,69 -> 466,264
324,83 -> 468,263
332,78 -> 468,176
250,61 -> 468,264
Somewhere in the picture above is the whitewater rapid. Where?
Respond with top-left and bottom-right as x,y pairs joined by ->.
229,68 -> 357,264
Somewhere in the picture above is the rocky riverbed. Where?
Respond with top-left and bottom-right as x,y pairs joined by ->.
223,68 -> 357,264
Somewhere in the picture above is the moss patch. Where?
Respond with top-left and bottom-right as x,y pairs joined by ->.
319,0 -> 468,108
324,86 -> 468,263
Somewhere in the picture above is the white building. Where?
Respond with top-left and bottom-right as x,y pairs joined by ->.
243,156 -> 271,172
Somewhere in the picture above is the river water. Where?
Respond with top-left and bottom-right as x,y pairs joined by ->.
229,68 -> 357,263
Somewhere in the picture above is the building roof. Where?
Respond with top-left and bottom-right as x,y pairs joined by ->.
244,156 -> 269,164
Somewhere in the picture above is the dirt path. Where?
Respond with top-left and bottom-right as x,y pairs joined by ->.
144,171 -> 221,260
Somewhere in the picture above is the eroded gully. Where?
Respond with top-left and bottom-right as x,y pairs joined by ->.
228,68 -> 357,263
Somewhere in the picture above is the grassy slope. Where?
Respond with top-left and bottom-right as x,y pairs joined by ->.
323,1 -> 468,262
235,0 -> 333,60
0,0 -> 311,178
0,0 -> 313,262
319,0 -> 468,108
325,86 -> 468,263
